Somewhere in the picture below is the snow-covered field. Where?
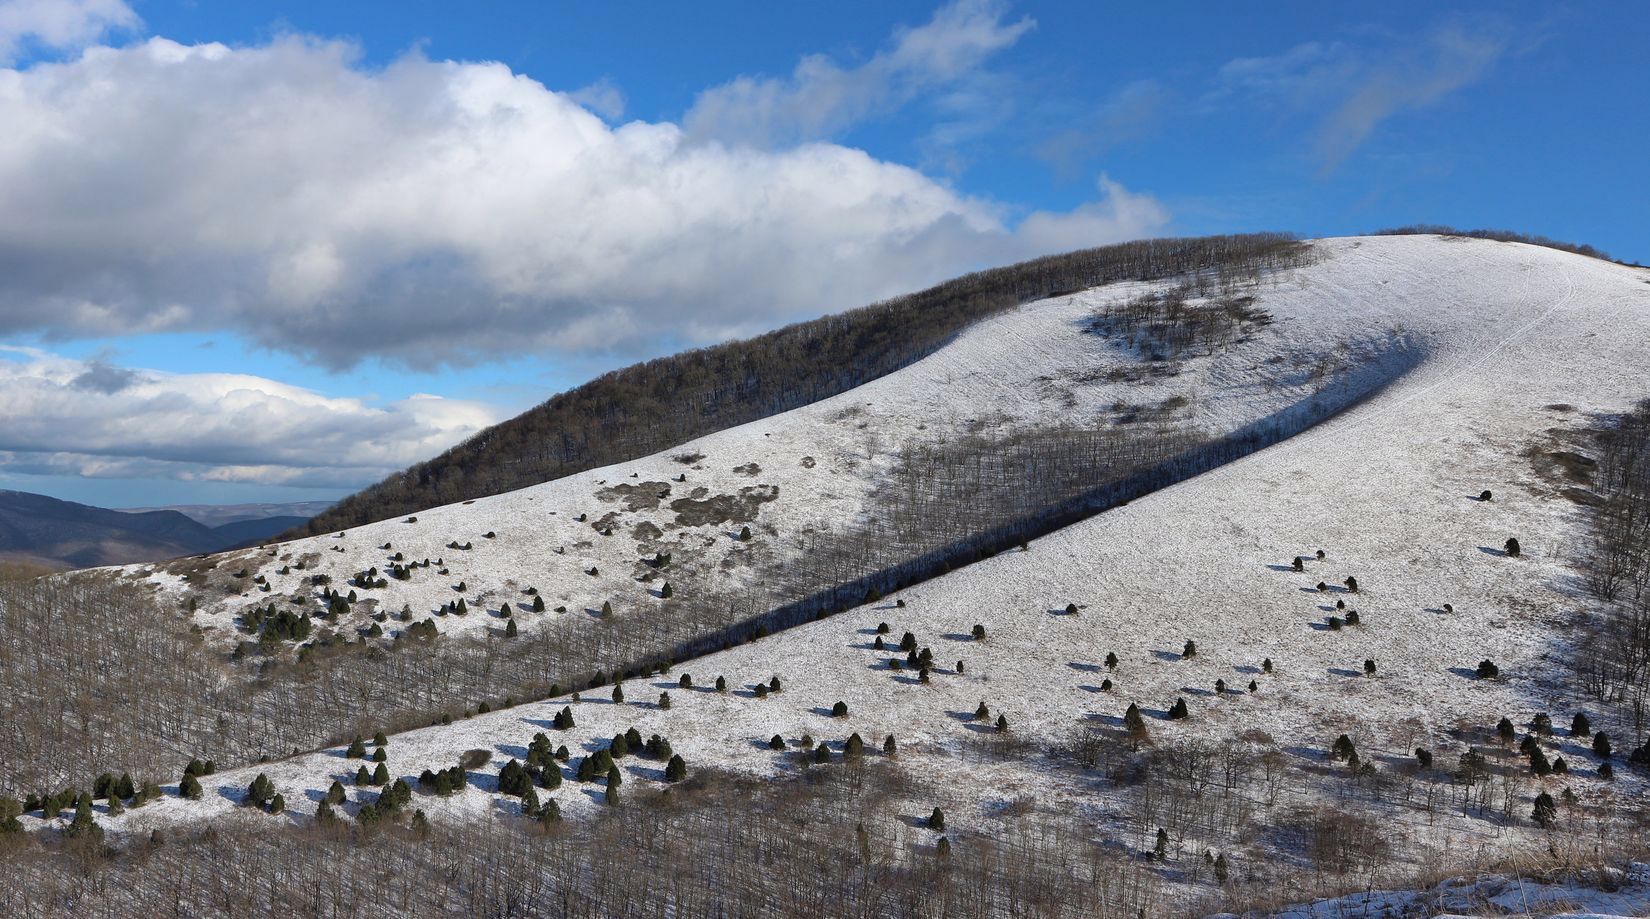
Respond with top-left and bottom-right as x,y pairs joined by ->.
47,235 -> 1650,912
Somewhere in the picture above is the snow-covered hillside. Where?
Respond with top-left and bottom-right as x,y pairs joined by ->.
57,235 -> 1650,911
116,238 -> 1397,653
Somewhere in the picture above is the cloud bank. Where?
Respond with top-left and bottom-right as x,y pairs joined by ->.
0,347 -> 500,487
0,20 -> 1164,372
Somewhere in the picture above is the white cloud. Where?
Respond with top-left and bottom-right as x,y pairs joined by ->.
568,77 -> 624,121
682,0 -> 1033,148
0,31 -> 1165,370
1210,25 -> 1507,171
0,347 -> 501,487
1014,176 -> 1170,254
0,0 -> 137,63
1314,28 -> 1503,170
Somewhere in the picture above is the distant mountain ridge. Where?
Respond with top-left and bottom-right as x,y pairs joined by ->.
0,491 -> 323,569
117,501 -> 335,529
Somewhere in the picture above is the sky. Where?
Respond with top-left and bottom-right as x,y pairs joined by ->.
0,0 -> 1644,508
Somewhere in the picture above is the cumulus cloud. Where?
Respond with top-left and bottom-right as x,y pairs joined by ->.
0,0 -> 136,62
0,347 -> 501,487
0,29 -> 1162,371
1211,24 -> 1507,171
682,0 -> 1033,147
568,77 -> 624,121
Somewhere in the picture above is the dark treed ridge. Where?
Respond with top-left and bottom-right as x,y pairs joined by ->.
291,233 -> 1310,537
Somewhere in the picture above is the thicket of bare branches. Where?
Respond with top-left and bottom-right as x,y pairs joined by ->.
0,574 -> 222,795
294,234 -> 1313,537
0,763 -> 1167,919
1576,400 -> 1650,738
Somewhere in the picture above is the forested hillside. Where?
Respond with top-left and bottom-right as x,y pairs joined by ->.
293,233 -> 1311,536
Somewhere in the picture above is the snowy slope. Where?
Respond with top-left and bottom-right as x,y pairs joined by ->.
61,236 -> 1650,908
115,238 -> 1400,652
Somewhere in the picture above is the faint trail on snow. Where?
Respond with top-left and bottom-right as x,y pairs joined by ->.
1171,252 -> 1580,493
1291,256 -> 1577,449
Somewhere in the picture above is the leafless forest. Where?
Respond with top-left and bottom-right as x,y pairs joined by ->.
1577,400 -> 1650,748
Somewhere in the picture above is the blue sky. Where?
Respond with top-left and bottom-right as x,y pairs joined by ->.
0,0 -> 1644,508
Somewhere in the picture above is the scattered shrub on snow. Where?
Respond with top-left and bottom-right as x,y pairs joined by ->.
1531,791 -> 1557,827
1124,703 -> 1149,748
